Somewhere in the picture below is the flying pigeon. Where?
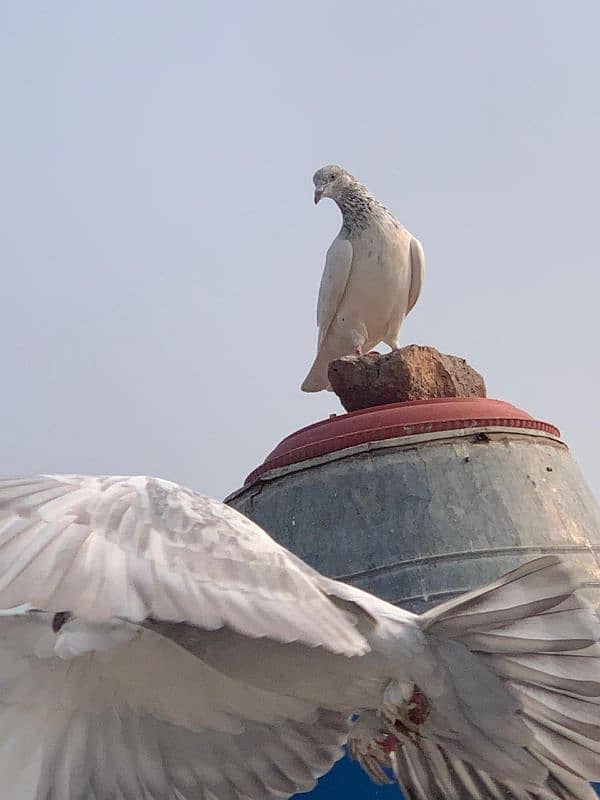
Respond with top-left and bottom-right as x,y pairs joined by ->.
0,474 -> 598,800
302,165 -> 425,392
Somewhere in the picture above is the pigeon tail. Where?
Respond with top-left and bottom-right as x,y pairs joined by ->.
419,556 -> 600,790
351,556 -> 600,799
301,355 -> 331,392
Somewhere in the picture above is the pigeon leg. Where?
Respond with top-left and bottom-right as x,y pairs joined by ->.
351,328 -> 367,357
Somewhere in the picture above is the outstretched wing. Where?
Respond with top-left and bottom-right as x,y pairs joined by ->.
0,475 -> 367,656
0,612 -> 350,800
316,236 -> 353,347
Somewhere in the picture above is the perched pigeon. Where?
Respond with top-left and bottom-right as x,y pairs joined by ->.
302,165 -> 425,392
0,474 -> 598,800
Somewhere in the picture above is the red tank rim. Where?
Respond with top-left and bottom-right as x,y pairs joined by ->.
244,397 -> 560,485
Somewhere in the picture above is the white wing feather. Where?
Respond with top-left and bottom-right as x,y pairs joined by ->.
0,614 -> 349,800
0,473 -> 365,800
315,236 -> 353,347
407,236 -> 425,314
0,475 -> 367,656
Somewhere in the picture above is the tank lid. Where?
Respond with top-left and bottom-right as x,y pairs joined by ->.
245,397 -> 560,485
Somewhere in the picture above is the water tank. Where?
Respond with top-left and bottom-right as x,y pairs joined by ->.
225,397 -> 600,798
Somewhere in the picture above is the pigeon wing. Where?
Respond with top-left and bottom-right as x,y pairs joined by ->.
407,236 -> 425,314
316,236 -> 353,348
0,475 -> 368,656
0,610 -> 351,800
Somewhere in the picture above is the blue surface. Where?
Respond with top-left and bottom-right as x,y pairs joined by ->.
294,754 -> 600,798
297,756 -> 401,799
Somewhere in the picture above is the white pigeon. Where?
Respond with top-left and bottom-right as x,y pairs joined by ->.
0,474 -> 599,800
302,165 -> 425,392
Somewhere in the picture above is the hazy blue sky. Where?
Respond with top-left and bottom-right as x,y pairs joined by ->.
1,1 -> 599,501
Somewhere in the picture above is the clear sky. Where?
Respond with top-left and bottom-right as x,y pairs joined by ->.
1,1 -> 599,502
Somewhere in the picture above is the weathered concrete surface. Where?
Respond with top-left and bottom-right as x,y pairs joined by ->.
328,345 -> 486,412
227,432 -> 600,612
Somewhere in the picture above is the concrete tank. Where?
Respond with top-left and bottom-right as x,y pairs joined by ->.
225,397 -> 600,799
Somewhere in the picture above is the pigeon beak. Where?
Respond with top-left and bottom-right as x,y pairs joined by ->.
314,189 -> 323,205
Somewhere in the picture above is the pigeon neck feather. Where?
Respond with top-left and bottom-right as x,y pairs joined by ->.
335,184 -> 389,236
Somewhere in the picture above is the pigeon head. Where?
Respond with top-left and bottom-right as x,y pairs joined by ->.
313,165 -> 356,205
